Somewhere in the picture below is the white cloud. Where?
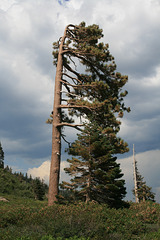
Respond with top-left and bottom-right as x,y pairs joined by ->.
10,53 -> 53,105
0,0 -> 16,11
67,0 -> 83,10
27,160 -> 70,185
28,160 -> 50,183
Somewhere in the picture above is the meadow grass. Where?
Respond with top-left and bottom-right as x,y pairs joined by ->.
1,194 -> 160,240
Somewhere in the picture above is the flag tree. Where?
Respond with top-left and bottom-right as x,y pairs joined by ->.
48,22 -> 130,206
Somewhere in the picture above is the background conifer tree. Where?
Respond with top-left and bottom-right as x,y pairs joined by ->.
0,142 -> 4,169
132,162 -> 155,202
32,177 -> 46,200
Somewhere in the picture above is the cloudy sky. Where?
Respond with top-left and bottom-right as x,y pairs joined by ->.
0,0 -> 160,202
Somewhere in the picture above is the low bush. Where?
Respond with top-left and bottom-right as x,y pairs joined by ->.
1,196 -> 160,240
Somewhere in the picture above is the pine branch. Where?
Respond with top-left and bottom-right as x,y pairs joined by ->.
71,52 -> 102,78
58,122 -> 83,132
60,79 -> 78,88
59,104 -> 93,111
61,80 -> 71,93
67,24 -> 78,30
62,48 -> 93,56
63,62 -> 83,80
61,134 -> 71,146
63,50 -> 102,79
60,79 -> 95,89
66,29 -> 76,39
60,91 -> 81,98
62,73 -> 83,84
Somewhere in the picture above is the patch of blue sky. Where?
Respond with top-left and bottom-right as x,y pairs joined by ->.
58,0 -> 70,5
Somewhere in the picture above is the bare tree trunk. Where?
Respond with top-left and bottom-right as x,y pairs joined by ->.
48,27 -> 67,206
133,144 -> 139,203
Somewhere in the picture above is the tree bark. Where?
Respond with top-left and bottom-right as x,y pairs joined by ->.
48,27 -> 67,206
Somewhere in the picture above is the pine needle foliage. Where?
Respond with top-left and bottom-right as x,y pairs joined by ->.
51,21 -> 130,123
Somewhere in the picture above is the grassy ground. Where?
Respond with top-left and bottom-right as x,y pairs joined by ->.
1,194 -> 160,240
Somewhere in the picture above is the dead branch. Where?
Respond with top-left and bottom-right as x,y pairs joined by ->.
62,73 -> 83,84
63,62 -> 82,80
57,122 -> 83,127
62,49 -> 102,79
61,134 -> 71,147
60,79 -> 78,88
71,52 -> 102,78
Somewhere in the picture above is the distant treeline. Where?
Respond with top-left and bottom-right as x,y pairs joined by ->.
0,166 -> 48,200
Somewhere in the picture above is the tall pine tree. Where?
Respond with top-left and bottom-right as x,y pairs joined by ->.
48,22 -> 130,205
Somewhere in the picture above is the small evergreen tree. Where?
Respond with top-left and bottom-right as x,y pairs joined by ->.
32,177 -> 46,200
0,142 -> 4,169
133,172 -> 155,202
61,122 -> 127,207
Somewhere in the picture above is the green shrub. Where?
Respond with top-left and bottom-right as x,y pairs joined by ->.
1,197 -> 160,240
